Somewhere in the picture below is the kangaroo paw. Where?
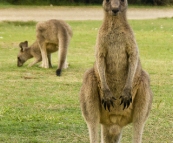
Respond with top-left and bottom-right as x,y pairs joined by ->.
101,89 -> 116,111
120,88 -> 132,110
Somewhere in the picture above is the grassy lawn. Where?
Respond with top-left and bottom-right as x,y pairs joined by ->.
0,18 -> 173,143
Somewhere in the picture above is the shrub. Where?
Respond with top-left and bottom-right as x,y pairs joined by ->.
4,0 -> 173,5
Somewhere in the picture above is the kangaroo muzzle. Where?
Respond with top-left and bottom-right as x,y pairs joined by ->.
111,0 -> 120,14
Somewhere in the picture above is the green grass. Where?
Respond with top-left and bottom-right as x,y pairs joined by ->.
0,18 -> 173,143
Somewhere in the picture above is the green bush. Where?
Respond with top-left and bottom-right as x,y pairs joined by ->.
153,0 -> 173,5
3,0 -> 173,5
6,0 -> 49,5
129,0 -> 173,5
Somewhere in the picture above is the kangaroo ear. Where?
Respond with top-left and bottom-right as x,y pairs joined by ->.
24,41 -> 28,47
19,41 -> 28,52
19,42 -> 24,52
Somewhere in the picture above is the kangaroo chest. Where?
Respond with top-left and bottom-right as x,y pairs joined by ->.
104,31 -> 128,88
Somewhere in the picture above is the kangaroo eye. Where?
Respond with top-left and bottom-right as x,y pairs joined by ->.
121,0 -> 124,2
106,0 -> 109,2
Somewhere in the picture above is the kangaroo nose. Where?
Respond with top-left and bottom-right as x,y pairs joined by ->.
112,8 -> 119,14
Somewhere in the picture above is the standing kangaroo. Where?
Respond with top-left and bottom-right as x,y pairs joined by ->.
80,0 -> 153,143
17,19 -> 73,76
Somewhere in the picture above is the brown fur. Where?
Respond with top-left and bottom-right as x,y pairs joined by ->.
17,41 -> 58,68
37,19 -> 72,76
17,19 -> 73,76
80,0 -> 153,143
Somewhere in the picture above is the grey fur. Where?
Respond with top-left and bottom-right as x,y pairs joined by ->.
17,19 -> 73,76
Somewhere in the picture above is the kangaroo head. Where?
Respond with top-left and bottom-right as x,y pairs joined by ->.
103,0 -> 128,16
17,41 -> 29,67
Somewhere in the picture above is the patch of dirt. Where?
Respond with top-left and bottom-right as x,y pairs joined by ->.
0,7 -> 173,21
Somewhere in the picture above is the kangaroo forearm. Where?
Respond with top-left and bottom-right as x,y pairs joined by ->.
28,59 -> 41,67
96,57 -> 109,91
125,54 -> 138,89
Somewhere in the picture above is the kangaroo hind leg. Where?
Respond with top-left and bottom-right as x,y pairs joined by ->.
38,41 -> 49,68
132,71 -> 153,143
80,68 -> 101,143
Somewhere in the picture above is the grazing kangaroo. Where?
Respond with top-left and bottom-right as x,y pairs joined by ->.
17,19 -> 73,76
37,19 -> 72,76
17,40 -> 59,68
80,0 -> 153,143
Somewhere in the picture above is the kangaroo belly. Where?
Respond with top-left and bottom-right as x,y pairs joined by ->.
46,43 -> 58,53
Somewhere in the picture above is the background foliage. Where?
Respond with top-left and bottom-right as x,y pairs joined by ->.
1,0 -> 173,5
